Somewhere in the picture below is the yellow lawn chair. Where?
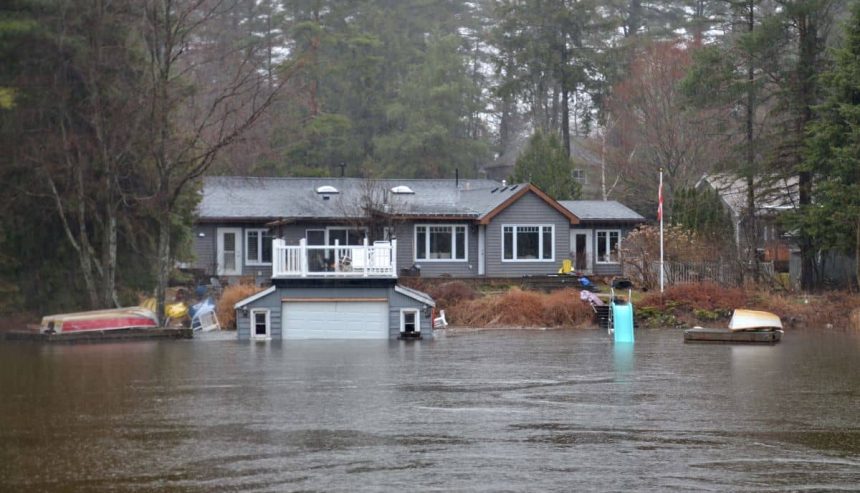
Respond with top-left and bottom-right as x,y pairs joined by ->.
557,259 -> 572,275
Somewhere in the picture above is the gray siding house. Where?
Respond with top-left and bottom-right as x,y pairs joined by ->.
193,176 -> 646,281
191,176 -> 643,340
559,200 -> 645,277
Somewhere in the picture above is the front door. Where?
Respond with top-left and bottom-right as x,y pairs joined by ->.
570,229 -> 592,274
217,228 -> 242,276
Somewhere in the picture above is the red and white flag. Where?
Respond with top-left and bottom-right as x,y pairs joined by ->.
657,180 -> 663,222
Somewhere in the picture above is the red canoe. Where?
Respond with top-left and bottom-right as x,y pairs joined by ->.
40,307 -> 159,334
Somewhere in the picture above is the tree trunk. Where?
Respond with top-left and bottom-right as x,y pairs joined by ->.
155,209 -> 171,325
560,43 -> 570,157
744,0 -> 758,283
855,219 -> 859,291
101,203 -> 118,307
797,13 -> 817,291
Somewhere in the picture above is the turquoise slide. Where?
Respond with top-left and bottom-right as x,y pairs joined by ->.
612,302 -> 635,343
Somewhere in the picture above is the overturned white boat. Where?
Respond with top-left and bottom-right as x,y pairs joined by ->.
728,309 -> 783,331
685,309 -> 783,343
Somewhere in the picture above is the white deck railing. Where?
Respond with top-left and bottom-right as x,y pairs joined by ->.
272,238 -> 398,278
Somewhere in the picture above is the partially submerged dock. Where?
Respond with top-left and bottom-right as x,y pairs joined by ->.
684,327 -> 781,344
2,327 -> 193,343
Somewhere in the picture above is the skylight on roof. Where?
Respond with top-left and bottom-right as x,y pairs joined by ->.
315,185 -> 339,194
390,185 -> 415,194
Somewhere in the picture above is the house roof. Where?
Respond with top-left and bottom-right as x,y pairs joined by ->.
696,173 -> 798,218
558,200 -> 645,222
197,176 -> 579,224
394,285 -> 436,307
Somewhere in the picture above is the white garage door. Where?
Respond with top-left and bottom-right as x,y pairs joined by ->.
282,300 -> 389,339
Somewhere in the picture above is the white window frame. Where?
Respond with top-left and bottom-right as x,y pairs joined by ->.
245,229 -> 273,266
501,224 -> 555,262
250,308 -> 271,340
400,308 -> 420,334
325,226 -> 367,246
414,224 -> 468,262
595,229 -> 622,264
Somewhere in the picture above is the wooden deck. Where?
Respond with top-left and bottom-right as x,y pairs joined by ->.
684,327 -> 782,344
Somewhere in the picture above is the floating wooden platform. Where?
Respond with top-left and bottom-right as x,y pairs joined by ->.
684,327 -> 781,344
1,327 -> 193,344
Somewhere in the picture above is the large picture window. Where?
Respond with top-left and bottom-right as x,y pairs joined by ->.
415,225 -> 467,261
596,230 -> 621,264
246,229 -> 273,265
502,225 -> 554,261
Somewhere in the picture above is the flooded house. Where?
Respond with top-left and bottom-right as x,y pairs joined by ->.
191,177 -> 644,339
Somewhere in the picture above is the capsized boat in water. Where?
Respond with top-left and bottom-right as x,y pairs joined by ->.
684,309 -> 782,343
728,309 -> 782,331
40,307 -> 159,334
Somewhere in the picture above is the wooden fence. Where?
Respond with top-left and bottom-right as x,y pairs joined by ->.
643,260 -> 775,287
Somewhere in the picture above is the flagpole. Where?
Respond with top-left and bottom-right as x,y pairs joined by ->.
659,167 -> 665,293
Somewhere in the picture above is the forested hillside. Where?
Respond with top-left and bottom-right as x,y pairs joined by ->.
0,0 -> 854,314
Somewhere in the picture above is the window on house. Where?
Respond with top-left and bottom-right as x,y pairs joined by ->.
328,227 -> 365,246
596,230 -> 621,263
400,309 -> 420,334
251,309 -> 270,339
502,225 -> 554,261
415,225 -> 467,261
246,229 -> 273,264
572,169 -> 587,184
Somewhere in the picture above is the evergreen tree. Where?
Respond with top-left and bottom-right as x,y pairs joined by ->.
511,131 -> 581,200
794,2 -> 860,287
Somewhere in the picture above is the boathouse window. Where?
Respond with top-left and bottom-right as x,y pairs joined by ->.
250,309 -> 270,339
596,230 -> 621,264
502,225 -> 554,261
415,225 -> 467,261
246,229 -> 273,265
400,309 -> 420,334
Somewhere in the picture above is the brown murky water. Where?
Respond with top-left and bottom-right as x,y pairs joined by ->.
1,329 -> 858,492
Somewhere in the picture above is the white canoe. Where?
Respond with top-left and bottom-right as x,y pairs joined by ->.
728,309 -> 782,332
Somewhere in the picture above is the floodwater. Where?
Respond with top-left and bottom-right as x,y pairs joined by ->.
1,329 -> 859,492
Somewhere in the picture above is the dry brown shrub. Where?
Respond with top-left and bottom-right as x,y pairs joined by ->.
426,281 -> 479,309
542,289 -> 594,327
448,288 -> 592,328
217,284 -> 263,330
756,292 -> 860,329
640,282 -> 747,311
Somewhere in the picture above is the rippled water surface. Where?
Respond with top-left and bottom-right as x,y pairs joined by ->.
1,329 -> 859,492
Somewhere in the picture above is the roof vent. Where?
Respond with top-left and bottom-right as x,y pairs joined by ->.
390,185 -> 414,194
315,185 -> 339,194
509,184 -> 519,191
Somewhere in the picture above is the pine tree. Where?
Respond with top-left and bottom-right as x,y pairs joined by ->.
796,2 -> 860,288
511,131 -> 581,200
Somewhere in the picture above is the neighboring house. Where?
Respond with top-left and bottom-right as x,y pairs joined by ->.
558,201 -> 645,276
696,173 -> 797,264
193,176 -> 644,282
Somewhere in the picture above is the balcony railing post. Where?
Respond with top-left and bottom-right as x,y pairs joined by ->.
272,238 -> 283,277
391,239 -> 398,277
363,238 -> 369,277
300,238 -> 307,277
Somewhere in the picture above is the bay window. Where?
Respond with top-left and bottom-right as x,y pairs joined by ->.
415,225 -> 467,261
596,230 -> 621,263
502,225 -> 554,261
